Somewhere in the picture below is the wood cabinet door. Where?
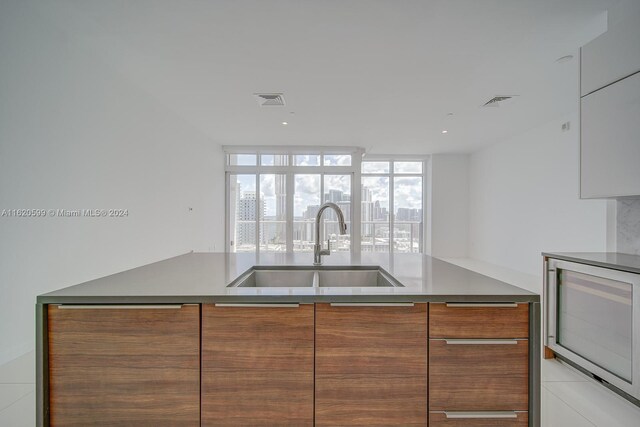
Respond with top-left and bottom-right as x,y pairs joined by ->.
315,303 -> 427,426
201,303 -> 314,426
48,304 -> 200,426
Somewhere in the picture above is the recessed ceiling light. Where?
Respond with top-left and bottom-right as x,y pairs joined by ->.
282,121 -> 288,126
441,130 -> 448,134
556,55 -> 574,63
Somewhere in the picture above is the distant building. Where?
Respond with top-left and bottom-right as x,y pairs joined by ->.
236,190 -> 265,246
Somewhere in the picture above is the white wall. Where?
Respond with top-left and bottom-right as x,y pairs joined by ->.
426,154 -> 469,258
0,1 -> 225,365
468,113 -> 608,281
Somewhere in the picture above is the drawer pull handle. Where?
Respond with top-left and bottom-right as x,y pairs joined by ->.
330,303 -> 414,307
57,305 -> 183,309
445,303 -> 518,308
444,339 -> 519,345
215,303 -> 300,308
444,411 -> 518,419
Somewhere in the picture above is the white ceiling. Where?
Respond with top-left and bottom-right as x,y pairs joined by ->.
36,0 -> 618,154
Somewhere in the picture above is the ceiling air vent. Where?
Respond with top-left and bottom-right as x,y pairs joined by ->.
253,93 -> 286,107
482,95 -> 518,108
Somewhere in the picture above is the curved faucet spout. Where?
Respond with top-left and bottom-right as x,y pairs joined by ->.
313,202 -> 347,265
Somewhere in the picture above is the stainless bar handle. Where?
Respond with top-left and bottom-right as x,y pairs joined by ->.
446,303 -> 518,308
330,303 -> 415,307
444,339 -> 519,345
57,305 -> 183,309
547,267 -> 558,343
215,303 -> 300,308
444,411 -> 518,419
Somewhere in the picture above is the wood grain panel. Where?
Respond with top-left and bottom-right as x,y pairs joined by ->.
48,304 -> 200,426
429,339 -> 529,411
315,303 -> 427,375
201,303 -> 314,426
316,373 -> 427,426
430,411 -> 528,426
202,371 -> 312,426
429,303 -> 529,339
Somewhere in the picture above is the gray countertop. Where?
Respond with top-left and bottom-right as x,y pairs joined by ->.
543,252 -> 640,275
38,252 -> 539,304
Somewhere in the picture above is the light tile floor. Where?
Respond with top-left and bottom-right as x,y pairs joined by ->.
1,351 -> 639,426
0,351 -> 35,427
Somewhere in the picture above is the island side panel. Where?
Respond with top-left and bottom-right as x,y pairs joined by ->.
530,301 -> 541,427
36,303 -> 49,427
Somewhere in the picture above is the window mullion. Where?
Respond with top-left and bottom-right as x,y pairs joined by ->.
286,172 -> 294,253
389,171 -> 394,254
255,173 -> 260,253
320,173 -> 325,247
352,170 -> 361,253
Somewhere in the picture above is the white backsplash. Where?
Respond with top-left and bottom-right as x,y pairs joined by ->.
617,198 -> 640,255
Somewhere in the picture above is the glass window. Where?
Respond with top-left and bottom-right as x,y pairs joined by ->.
361,161 -> 390,174
293,154 -> 320,166
393,176 -> 422,253
259,174 -> 287,252
394,161 -> 422,174
225,148 -> 424,254
323,154 -> 352,166
361,176 -> 390,252
323,175 -> 351,251
229,174 -> 257,252
229,154 -> 257,166
293,174 -> 321,252
260,154 -> 289,166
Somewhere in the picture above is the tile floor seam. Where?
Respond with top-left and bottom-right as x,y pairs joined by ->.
0,382 -> 36,385
0,390 -> 34,416
542,383 -> 599,426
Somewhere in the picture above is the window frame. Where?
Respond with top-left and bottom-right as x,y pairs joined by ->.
360,156 -> 427,254
224,146 -> 363,253
224,146 -> 428,254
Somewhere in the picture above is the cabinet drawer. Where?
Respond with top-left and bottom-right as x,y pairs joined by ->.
429,303 -> 529,339
430,411 -> 528,426
429,338 -> 528,411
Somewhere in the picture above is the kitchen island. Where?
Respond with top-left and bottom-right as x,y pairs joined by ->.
36,252 -> 540,426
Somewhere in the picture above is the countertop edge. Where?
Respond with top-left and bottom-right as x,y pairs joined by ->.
37,293 -> 540,304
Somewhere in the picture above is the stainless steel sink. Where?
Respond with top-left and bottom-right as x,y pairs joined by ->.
227,266 -> 403,288
232,269 -> 315,287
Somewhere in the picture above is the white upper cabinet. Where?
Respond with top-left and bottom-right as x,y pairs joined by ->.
581,9 -> 640,96
581,71 -> 640,199
580,4 -> 640,199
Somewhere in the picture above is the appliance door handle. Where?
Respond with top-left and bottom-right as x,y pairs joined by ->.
444,411 -> 518,419
547,267 -> 558,344
57,305 -> 184,309
444,339 -> 519,345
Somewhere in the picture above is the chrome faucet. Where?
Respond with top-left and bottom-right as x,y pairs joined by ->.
313,202 -> 347,265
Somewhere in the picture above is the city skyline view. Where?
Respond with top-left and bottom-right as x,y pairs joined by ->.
230,172 -> 422,253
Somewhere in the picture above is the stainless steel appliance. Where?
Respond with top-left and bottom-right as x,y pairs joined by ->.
545,258 -> 640,402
